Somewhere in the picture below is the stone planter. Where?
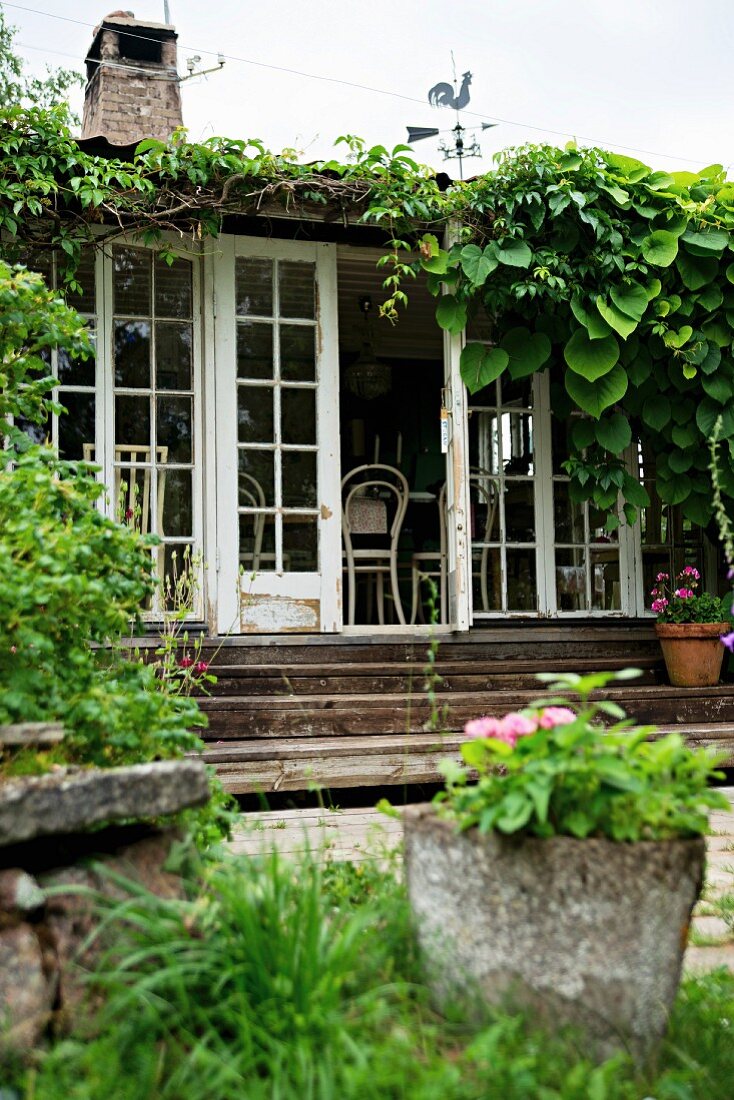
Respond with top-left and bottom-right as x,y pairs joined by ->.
655,621 -> 728,687
403,804 -> 705,1061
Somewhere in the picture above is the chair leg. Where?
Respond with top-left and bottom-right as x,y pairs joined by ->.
376,572 -> 385,625
410,565 -> 420,625
347,567 -> 356,626
390,556 -> 406,625
440,559 -> 448,625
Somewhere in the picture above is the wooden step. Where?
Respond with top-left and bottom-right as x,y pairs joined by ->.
199,684 -> 734,740
202,722 -> 734,793
205,656 -> 664,696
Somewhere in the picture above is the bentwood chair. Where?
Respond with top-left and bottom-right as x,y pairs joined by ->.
342,463 -> 409,626
470,467 -> 500,612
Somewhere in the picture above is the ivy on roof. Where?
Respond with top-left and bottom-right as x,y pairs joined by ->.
2,103 -> 734,529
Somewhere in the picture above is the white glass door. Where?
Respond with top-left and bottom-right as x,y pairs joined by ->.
213,238 -> 340,633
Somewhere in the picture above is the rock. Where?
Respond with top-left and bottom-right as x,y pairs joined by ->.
40,828 -> 184,1023
0,760 -> 210,847
0,869 -> 44,914
0,924 -> 54,1052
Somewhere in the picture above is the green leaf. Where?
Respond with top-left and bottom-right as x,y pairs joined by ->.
564,329 -> 620,380
702,372 -> 734,404
663,325 -> 693,349
565,363 -> 628,418
671,423 -> 698,449
676,250 -> 718,290
701,319 -> 731,348
596,297 -> 638,339
500,326 -> 551,379
657,473 -> 692,505
640,229 -> 678,267
435,294 -> 467,335
640,399 -> 666,434
681,225 -> 729,255
695,397 -> 722,436
595,413 -> 632,454
668,450 -> 693,473
726,263 -> 734,285
682,493 -> 713,526
459,343 -> 509,394
622,474 -> 650,508
697,284 -> 724,312
570,418 -> 596,449
610,283 -> 648,321
422,248 -> 450,275
459,243 -> 498,285
496,240 -> 533,268
570,296 -> 613,339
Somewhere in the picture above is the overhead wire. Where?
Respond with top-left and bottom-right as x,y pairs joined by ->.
2,0 -> 729,169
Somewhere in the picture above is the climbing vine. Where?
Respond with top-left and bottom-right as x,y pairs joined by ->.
1,72 -> 734,532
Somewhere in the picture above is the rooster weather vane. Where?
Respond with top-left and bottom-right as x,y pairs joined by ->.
407,61 -> 496,179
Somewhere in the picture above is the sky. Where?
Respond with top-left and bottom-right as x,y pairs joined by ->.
3,0 -> 734,177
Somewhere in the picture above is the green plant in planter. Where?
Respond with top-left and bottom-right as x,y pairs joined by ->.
436,669 -> 729,840
650,567 -> 730,623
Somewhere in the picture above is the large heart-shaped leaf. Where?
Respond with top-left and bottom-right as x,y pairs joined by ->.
435,294 -> 467,334
682,493 -> 713,526
496,240 -> 533,268
570,295 -> 612,339
596,298 -> 638,339
500,326 -> 551,379
702,372 -> 734,404
459,343 -> 509,394
564,329 -> 620,379
595,412 -> 632,454
702,319 -> 731,347
565,363 -> 628,418
681,225 -> 729,255
460,243 -> 498,285
642,396 -> 671,431
422,248 -> 450,274
610,284 -> 648,321
668,450 -> 693,473
676,250 -> 718,290
640,229 -> 678,267
697,284 -> 724,312
657,473 -> 692,505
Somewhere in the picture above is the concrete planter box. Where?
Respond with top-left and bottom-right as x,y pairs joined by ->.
403,804 -> 705,1061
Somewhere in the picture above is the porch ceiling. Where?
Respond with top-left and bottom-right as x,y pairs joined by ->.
336,246 -> 443,362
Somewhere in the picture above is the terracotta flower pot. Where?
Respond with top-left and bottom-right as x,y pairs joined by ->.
403,804 -> 705,1062
654,621 -> 729,687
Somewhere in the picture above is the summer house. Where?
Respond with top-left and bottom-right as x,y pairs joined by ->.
12,12 -> 734,792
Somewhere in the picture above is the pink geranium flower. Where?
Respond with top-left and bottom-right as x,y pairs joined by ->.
538,706 -> 576,728
721,631 -> 734,652
463,716 -> 502,740
674,587 -> 694,599
651,598 -> 668,613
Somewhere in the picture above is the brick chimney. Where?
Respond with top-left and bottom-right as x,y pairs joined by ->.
81,10 -> 183,144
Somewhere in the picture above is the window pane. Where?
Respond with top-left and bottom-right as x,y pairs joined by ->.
469,411 -> 499,474
236,257 -> 273,317
472,548 -> 502,612
113,247 -> 151,315
281,324 -> 315,382
237,322 -> 273,380
279,261 -> 314,319
502,413 -> 534,475
506,548 -> 537,611
283,514 -> 318,571
589,505 -> 618,543
157,396 -> 192,463
282,450 -> 317,507
16,414 -> 49,447
160,468 -> 192,538
161,544 -> 193,608
238,449 -> 275,507
556,549 -> 587,612
117,465 -> 152,534
504,481 -> 535,541
58,393 -> 95,460
499,375 -> 533,409
156,322 -> 192,390
239,513 -> 275,571
470,476 -> 500,542
591,548 -> 621,611
114,320 -> 150,388
155,257 -> 192,318
238,386 -> 274,443
68,250 -> 96,314
116,395 -> 150,447
58,325 -> 95,386
553,481 -> 584,543
281,388 -> 315,445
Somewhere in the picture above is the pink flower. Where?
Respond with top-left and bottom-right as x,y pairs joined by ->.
656,572 -> 669,582
728,566 -> 734,580
682,566 -> 700,579
494,712 -> 538,747
538,706 -> 576,728
674,588 -> 694,599
721,631 -> 734,652
124,508 -> 134,521
651,598 -> 668,613
179,656 -> 194,669
195,661 -> 209,674
463,716 -> 502,739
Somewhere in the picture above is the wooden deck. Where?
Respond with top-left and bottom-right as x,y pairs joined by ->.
189,623 -> 734,793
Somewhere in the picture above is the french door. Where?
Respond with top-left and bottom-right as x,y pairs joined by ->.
213,237 -> 341,633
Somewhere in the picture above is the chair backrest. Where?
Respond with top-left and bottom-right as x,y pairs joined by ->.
341,463 -> 409,554
470,466 -> 500,542
238,473 -> 267,570
83,444 -> 168,536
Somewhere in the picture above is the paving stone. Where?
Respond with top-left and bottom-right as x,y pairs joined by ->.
691,914 -> 733,942
0,760 -> 210,847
